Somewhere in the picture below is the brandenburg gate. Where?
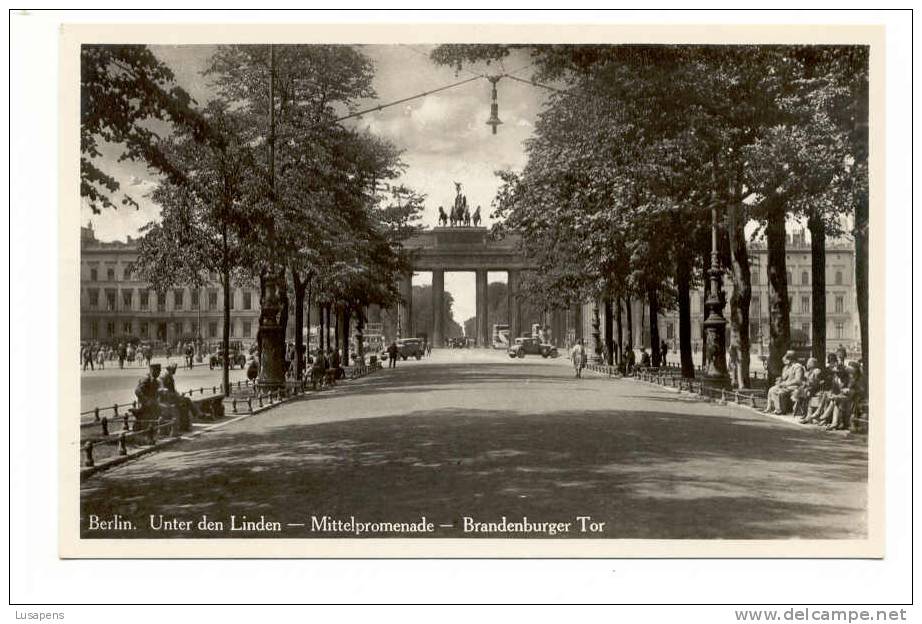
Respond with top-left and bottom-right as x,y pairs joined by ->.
400,227 -> 537,348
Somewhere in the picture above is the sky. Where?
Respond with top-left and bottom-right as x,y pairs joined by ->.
83,44 -> 548,324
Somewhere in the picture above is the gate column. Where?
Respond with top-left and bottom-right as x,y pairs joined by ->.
432,269 -> 445,348
398,272 -> 413,339
507,269 -> 521,339
475,269 -> 489,348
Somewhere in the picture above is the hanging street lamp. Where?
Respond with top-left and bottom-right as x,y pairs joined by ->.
486,76 -> 503,134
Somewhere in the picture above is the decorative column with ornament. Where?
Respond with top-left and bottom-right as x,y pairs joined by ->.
703,205 -> 729,381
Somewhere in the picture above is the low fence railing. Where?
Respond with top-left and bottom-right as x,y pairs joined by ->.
581,362 -> 867,435
80,360 -> 385,470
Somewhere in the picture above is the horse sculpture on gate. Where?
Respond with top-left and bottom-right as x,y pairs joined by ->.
438,206 -> 448,227
472,205 -> 482,227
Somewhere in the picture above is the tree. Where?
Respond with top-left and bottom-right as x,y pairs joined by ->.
131,101 -> 259,396
80,45 -> 210,213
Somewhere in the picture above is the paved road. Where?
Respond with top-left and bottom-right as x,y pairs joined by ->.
80,358 -> 248,414
80,349 -> 867,539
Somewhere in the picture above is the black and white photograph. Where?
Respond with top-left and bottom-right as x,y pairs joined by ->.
62,29 -> 886,557
6,7 -> 917,614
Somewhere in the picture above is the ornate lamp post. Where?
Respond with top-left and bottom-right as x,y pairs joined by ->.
703,205 -> 728,381
591,300 -> 604,363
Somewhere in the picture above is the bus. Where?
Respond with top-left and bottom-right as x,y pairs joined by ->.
492,324 -> 510,349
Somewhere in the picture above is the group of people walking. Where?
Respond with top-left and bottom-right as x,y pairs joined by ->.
80,341 -> 202,372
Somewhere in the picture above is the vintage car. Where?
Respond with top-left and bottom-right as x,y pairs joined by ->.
209,341 -> 248,369
507,336 -> 559,359
380,338 -> 424,361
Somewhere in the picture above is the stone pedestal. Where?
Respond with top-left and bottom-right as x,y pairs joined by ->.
258,324 -> 286,391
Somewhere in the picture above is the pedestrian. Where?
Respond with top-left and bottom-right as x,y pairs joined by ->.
81,344 -> 94,371
624,347 -> 636,376
764,350 -> 805,415
639,347 -> 651,368
117,342 -> 127,369
387,341 -> 399,369
570,339 -> 587,379
660,339 -> 668,365
310,348 -> 326,390
96,345 -> 105,370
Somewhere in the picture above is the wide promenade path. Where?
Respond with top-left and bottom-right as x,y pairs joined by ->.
80,349 -> 867,539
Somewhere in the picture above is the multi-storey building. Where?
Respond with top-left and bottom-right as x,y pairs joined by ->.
79,223 -> 263,345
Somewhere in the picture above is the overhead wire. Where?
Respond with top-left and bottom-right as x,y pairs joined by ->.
335,74 -> 485,124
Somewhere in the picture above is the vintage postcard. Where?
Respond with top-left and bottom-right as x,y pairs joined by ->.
60,22 -> 885,558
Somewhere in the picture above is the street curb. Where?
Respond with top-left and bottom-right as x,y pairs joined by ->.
79,367 -> 383,481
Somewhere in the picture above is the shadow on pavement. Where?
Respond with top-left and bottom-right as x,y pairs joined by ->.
81,404 -> 867,540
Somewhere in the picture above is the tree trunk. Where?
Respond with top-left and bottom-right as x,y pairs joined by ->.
278,268 -> 289,342
701,252 -> 710,369
765,197 -> 791,381
292,269 -> 306,381
319,304 -> 325,350
855,188 -> 869,375
676,253 -> 695,378
334,305 -> 341,353
625,294 -> 633,350
221,267 -> 231,398
603,297 -> 614,365
728,201 -> 752,389
808,212 -> 827,363
342,306 -> 351,365
305,285 -> 312,357
257,270 -> 267,362
648,287 -> 661,367
614,294 -> 623,365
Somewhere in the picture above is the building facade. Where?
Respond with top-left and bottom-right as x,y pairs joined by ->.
79,223 -> 262,345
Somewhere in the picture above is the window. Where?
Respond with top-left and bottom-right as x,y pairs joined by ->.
174,289 -> 184,311
208,322 -> 218,338
88,288 -> 99,309
749,321 -> 760,340
666,322 -> 674,340
90,321 -> 99,339
208,291 -> 218,311
123,267 -> 131,281
243,321 -> 251,337
800,296 -> 809,314
801,271 -> 809,285
140,291 -> 149,310
90,267 -> 98,281
243,291 -> 252,310
123,321 -> 132,335
835,296 -> 844,314
106,321 -> 115,337
751,295 -> 760,314
122,290 -> 133,309
751,269 -> 759,285
801,322 -> 810,336
835,271 -> 843,285
107,267 -> 115,281
190,289 -> 200,310
106,290 -> 116,311
139,323 -> 148,338
157,292 -> 167,312
835,322 -> 844,339
174,322 -> 183,338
